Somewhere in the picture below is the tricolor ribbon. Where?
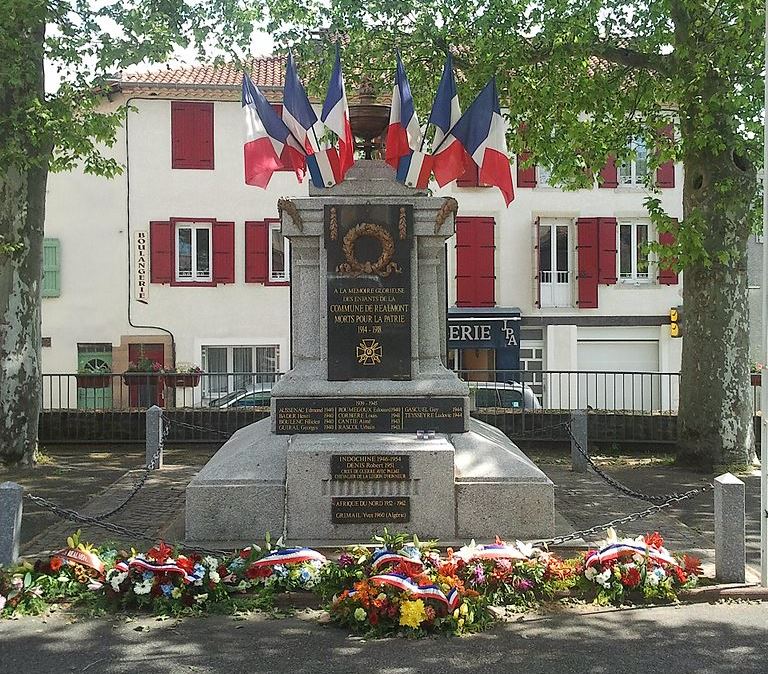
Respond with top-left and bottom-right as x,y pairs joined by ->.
585,542 -> 678,569
248,547 -> 328,569
114,557 -> 200,583
455,543 -> 528,563
370,550 -> 424,572
369,573 -> 456,610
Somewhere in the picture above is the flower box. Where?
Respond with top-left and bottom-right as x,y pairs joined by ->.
122,372 -> 159,386
76,373 -> 112,388
751,373 -> 761,386
162,373 -> 202,388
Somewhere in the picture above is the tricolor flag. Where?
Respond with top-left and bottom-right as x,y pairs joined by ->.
386,52 -> 431,188
321,45 -> 355,181
242,72 -> 305,188
283,53 -> 339,188
429,54 -> 469,186
450,78 -> 514,205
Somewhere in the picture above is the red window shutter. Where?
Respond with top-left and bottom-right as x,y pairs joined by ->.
534,217 -> 541,308
656,124 -> 675,188
212,221 -> 235,284
455,217 -> 476,306
599,156 -> 618,188
658,226 -> 679,285
576,218 -> 599,308
597,217 -> 618,284
455,216 -> 495,307
516,152 -> 537,188
149,221 -> 173,284
457,161 -> 479,187
171,102 -> 214,170
475,217 -> 496,306
245,221 -> 269,283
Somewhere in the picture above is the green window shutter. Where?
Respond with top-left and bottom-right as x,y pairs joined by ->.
42,238 -> 60,297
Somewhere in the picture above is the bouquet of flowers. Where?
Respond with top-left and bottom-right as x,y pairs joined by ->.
104,541 -> 229,612
327,532 -> 490,636
579,529 -> 702,605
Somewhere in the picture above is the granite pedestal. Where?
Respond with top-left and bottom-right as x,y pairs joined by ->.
185,160 -> 554,548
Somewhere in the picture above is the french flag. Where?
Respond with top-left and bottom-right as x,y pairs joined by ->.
321,45 -> 355,181
429,54 -> 469,187
283,53 -> 339,188
450,78 -> 514,205
242,72 -> 305,188
386,53 -> 431,187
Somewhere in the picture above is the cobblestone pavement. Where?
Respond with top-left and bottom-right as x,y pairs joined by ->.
3,445 -> 762,579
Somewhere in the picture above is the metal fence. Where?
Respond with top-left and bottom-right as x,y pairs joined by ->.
37,369 -> 762,446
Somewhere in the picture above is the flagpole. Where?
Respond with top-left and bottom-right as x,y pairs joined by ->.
760,0 -> 768,589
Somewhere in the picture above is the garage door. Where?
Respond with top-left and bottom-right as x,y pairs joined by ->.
577,340 -> 660,411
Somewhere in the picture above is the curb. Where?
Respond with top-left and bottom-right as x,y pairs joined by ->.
682,583 -> 768,602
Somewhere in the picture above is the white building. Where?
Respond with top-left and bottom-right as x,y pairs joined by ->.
41,57 -> 683,411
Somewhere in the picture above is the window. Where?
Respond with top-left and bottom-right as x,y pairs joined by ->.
176,222 -> 211,282
536,165 -> 556,188
42,238 -> 61,297
269,222 -> 290,282
171,102 -> 214,170
619,137 -> 649,186
538,220 -> 571,307
618,221 -> 651,283
150,219 -> 234,285
202,345 -> 279,398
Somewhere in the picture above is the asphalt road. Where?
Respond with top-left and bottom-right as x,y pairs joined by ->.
1,602 -> 766,674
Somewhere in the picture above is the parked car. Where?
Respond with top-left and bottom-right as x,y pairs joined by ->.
471,382 -> 541,410
208,386 -> 272,408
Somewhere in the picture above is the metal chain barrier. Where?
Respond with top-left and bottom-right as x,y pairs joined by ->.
530,486 -> 707,547
164,415 -> 232,439
565,419 -> 712,504
511,420 -> 570,438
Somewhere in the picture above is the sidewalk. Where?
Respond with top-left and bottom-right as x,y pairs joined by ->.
2,445 -> 762,581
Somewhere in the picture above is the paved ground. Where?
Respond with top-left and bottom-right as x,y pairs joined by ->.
0,444 -> 763,581
0,602 -> 766,673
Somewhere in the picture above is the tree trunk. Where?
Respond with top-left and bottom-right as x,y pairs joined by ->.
0,9 -> 48,465
677,146 -> 756,469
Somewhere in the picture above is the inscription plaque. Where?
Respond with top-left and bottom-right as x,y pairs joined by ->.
326,204 -> 412,381
275,397 -> 465,434
331,497 -> 410,524
331,454 -> 410,481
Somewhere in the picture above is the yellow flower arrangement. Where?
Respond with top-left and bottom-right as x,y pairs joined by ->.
399,599 -> 427,629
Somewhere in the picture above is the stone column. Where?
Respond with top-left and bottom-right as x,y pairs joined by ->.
288,236 -> 323,374
0,482 -> 23,566
714,473 -> 746,583
417,236 -> 446,375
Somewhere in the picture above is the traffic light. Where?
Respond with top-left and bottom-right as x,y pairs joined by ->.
670,306 -> 683,338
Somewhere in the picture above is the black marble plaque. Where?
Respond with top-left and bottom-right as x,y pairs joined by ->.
331,497 -> 410,524
330,454 -> 410,481
274,397 -> 465,434
325,204 -> 412,381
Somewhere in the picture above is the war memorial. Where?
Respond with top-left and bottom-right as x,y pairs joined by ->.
185,156 -> 554,547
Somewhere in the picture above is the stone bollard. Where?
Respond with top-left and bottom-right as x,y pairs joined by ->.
145,405 -> 164,470
0,482 -> 23,567
714,473 -> 746,583
570,409 -> 589,473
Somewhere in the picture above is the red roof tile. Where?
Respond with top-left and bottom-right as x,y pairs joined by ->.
118,56 -> 286,89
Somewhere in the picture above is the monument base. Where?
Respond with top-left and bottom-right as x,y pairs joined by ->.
185,418 -> 554,548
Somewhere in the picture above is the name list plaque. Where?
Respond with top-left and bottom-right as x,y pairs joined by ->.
330,454 -> 410,481
325,204 -> 412,381
331,497 -> 410,524
274,397 -> 465,434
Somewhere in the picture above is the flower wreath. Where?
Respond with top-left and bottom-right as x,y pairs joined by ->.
337,223 -> 401,278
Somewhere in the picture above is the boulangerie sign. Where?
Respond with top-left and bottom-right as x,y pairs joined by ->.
135,231 -> 149,303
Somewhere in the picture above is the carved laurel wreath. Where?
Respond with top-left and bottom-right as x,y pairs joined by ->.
337,223 -> 401,278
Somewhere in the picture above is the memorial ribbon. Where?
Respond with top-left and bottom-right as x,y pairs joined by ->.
369,572 -> 456,610
371,550 -> 424,573
114,556 -> 202,584
584,542 -> 678,569
249,547 -> 328,568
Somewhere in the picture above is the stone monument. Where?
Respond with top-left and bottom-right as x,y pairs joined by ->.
186,160 -> 554,547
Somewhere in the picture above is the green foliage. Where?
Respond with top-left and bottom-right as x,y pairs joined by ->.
265,0 -> 763,267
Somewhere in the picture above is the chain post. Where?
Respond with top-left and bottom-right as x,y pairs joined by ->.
570,410 -> 589,473
0,482 -> 23,566
146,405 -> 163,470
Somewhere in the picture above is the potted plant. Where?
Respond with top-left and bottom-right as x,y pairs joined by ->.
122,357 -> 163,386
76,360 -> 112,388
161,362 -> 203,387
